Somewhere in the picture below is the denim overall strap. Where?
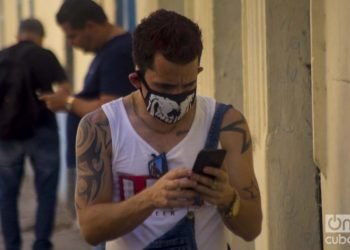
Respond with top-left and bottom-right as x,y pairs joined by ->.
144,215 -> 197,250
204,103 -> 233,150
144,102 -> 232,250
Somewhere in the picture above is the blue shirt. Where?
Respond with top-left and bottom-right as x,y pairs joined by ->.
66,32 -> 135,168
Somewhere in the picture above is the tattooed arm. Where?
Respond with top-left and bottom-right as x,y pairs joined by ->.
76,109 -> 155,245
190,106 -> 262,240
219,107 -> 262,240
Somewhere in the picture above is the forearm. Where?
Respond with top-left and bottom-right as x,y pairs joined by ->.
69,96 -> 117,117
221,197 -> 262,241
79,188 -> 155,245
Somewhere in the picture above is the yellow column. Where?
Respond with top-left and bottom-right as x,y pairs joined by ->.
242,1 -> 268,249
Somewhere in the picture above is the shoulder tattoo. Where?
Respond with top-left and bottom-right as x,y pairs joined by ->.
220,114 -> 252,154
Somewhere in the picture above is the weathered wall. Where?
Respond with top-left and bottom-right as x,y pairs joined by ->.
311,0 -> 327,177
265,0 -> 320,249
318,0 -> 350,249
213,0 -> 243,111
2,1 -> 18,48
242,1 -> 269,249
0,0 -> 4,47
243,0 -> 321,249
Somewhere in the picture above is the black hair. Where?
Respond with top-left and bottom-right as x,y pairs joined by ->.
133,9 -> 203,72
56,0 -> 108,29
19,18 -> 45,37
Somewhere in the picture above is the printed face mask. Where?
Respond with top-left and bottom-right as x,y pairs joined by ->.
138,73 -> 196,124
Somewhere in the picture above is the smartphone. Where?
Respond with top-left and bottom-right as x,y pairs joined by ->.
192,149 -> 227,178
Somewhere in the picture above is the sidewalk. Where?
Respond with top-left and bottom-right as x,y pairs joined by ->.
0,175 -> 91,250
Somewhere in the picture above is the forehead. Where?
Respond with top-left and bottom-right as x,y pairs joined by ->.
150,53 -> 199,78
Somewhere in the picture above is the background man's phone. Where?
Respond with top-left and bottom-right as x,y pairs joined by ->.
192,149 -> 227,179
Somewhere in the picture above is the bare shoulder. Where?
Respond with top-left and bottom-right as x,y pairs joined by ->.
221,106 -> 249,129
79,108 -> 110,128
77,108 -> 111,150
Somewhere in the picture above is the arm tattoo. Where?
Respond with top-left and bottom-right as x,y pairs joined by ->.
220,114 -> 252,154
76,115 -> 111,204
242,179 -> 260,200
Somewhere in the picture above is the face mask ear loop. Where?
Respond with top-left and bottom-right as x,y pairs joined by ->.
136,71 -> 150,89
136,70 -> 150,106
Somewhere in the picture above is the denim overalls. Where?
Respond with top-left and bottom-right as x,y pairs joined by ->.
144,103 -> 232,250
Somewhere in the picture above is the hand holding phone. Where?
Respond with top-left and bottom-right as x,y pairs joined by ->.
192,149 -> 226,179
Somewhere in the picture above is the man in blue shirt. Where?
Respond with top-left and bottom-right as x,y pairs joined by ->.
40,1 -> 135,249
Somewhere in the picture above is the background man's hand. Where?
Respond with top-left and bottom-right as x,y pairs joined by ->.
39,91 -> 69,112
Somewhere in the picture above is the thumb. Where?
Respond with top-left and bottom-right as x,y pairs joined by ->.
166,167 -> 191,180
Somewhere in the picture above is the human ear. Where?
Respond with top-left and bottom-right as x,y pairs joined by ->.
129,72 -> 142,89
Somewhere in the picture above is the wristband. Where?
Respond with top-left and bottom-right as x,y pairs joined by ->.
220,189 -> 241,218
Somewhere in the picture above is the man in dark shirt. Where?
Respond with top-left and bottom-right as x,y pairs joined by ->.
40,1 -> 135,249
0,18 -> 68,250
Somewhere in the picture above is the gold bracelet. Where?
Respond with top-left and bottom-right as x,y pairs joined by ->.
220,189 -> 241,218
65,96 -> 75,111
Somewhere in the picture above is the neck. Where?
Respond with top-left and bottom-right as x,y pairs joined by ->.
18,33 -> 42,47
98,24 -> 125,48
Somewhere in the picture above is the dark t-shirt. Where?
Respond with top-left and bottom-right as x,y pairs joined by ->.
15,41 -> 67,129
66,32 -> 135,167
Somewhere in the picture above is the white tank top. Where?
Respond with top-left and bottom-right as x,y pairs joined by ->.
102,96 -> 227,250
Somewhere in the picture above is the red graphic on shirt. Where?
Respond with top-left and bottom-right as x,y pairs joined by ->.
118,173 -> 156,200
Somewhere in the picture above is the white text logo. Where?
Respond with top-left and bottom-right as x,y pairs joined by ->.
325,214 -> 350,233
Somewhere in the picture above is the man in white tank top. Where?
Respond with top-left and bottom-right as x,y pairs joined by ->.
74,9 -> 262,250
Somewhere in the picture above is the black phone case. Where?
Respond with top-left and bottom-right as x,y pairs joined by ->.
192,149 -> 227,178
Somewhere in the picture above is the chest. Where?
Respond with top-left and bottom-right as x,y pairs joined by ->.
133,121 -> 191,153
113,121 -> 205,177
106,97 -> 214,176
